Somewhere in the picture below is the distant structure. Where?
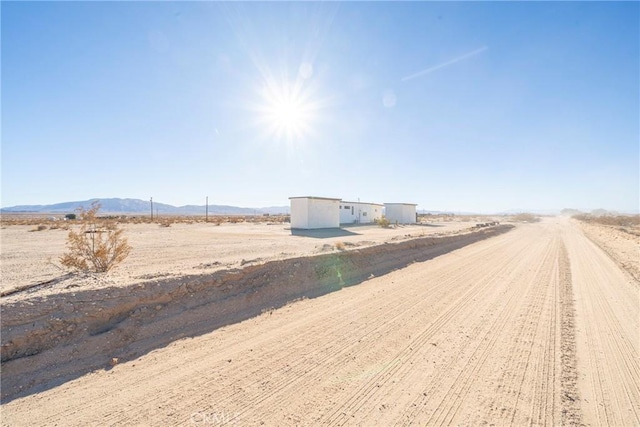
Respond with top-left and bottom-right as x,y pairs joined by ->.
384,203 -> 417,224
289,196 -> 417,229
289,196 -> 341,229
339,201 -> 383,225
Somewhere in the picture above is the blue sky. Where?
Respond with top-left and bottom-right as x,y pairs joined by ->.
2,2 -> 638,213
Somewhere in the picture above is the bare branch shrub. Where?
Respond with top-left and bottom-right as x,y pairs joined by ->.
60,202 -> 131,273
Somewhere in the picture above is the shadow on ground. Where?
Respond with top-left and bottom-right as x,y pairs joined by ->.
290,228 -> 361,238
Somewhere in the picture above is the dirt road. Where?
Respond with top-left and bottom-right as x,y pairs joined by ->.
2,218 -> 638,426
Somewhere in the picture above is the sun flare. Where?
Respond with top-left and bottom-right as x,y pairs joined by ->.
256,79 -> 318,144
272,98 -> 304,132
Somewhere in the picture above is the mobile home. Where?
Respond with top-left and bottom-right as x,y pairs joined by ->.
339,201 -> 383,224
289,196 -> 341,229
384,203 -> 417,224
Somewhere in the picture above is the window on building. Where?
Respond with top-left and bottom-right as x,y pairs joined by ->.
363,212 -> 367,216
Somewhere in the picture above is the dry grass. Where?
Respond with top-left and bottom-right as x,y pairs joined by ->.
48,223 -> 68,231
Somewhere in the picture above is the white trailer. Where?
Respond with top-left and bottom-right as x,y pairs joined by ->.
289,196 -> 341,229
339,201 -> 383,224
384,203 -> 417,224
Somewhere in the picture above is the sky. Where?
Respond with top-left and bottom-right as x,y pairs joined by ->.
2,1 -> 638,213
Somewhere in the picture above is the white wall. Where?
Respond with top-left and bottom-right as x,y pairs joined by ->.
340,202 -> 383,224
290,198 -> 310,229
290,197 -> 340,229
308,198 -> 340,228
384,203 -> 417,224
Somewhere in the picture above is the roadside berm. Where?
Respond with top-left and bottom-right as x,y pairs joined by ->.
1,224 -> 513,401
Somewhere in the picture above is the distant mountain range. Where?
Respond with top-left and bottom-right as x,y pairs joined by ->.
0,198 -> 290,215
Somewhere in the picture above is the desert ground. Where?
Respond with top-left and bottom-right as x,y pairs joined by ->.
1,216 -> 475,297
1,215 -> 638,426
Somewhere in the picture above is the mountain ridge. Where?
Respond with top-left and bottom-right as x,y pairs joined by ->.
0,198 -> 290,215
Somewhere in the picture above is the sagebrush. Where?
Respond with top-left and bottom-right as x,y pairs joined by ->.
60,202 -> 131,272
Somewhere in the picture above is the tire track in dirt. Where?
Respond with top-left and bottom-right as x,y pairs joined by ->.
558,240 -> 582,426
320,231 -> 536,422
3,219 -> 635,426
400,227 -> 561,426
0,226 -> 512,402
564,220 -> 639,426
12,228 -> 521,426
195,229 -> 531,420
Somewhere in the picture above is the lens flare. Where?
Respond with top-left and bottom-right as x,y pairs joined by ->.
255,78 -> 320,146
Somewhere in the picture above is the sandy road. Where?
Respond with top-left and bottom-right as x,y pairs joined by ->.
563,222 -> 640,425
2,218 -> 638,426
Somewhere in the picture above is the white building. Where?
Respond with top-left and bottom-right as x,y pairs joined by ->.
289,196 -> 341,229
339,201 -> 383,225
384,203 -> 417,224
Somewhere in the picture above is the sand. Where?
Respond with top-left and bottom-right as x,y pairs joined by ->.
1,217 -> 638,426
1,219 -> 474,298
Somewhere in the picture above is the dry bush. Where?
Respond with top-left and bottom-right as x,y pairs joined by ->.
158,218 -> 173,227
29,224 -> 48,232
573,214 -> 640,227
60,202 -> 131,273
334,241 -> 346,250
375,216 -> 391,228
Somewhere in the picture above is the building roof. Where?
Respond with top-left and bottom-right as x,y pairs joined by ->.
384,203 -> 418,206
341,201 -> 384,206
289,196 -> 342,201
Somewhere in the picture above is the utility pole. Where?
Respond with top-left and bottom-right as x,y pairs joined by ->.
150,197 -> 153,221
206,196 -> 209,222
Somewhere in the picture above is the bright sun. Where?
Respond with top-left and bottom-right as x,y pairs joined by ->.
273,99 -> 304,130
256,79 -> 317,144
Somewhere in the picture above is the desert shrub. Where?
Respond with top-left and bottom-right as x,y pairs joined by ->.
375,216 -> 391,228
334,241 -> 345,250
29,224 -> 48,232
573,214 -> 640,227
60,202 -> 131,273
